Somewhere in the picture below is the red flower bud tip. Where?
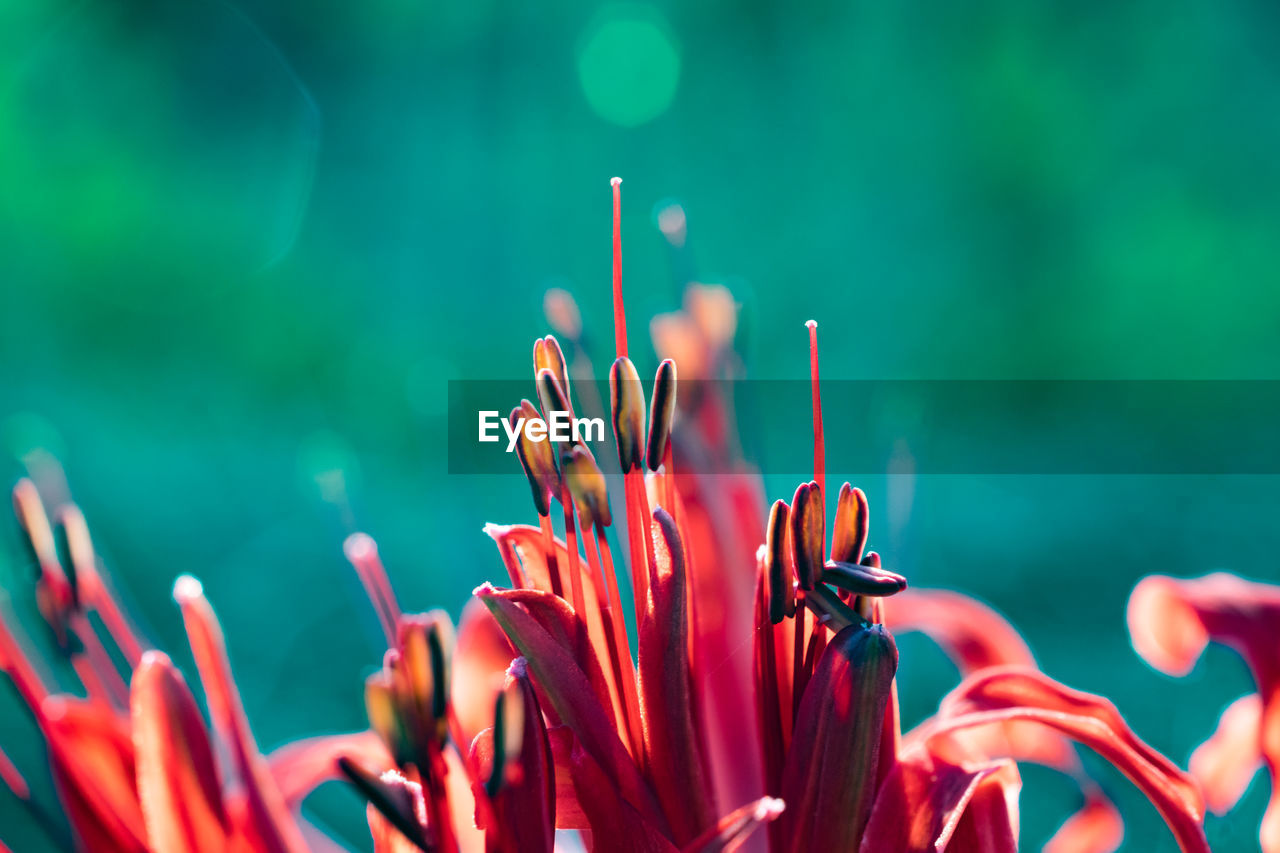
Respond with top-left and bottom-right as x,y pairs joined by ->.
610,356 -> 646,473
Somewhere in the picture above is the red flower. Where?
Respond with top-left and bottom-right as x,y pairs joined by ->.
0,180 -> 1212,853
1128,572 -> 1280,851
464,180 -> 1210,852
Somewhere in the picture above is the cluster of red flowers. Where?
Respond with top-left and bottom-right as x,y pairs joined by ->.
0,182 -> 1267,852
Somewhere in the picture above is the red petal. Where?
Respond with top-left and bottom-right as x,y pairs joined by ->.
130,651 -> 230,852
476,585 -> 619,735
470,659 -> 555,853
545,725 -> 590,829
563,734 -> 678,853
41,696 -> 147,851
1043,788 -> 1123,853
639,509 -> 713,844
883,589 -> 1035,673
779,622 -> 898,850
1127,573 -> 1280,852
860,746 -> 1017,853
268,730 -> 391,808
943,764 -> 1020,853
929,667 -> 1208,853
1189,694 -> 1262,815
475,584 -> 666,834
887,589 -> 1076,770
680,797 -> 784,853
671,469 -> 767,817
452,597 -> 516,751
173,576 -> 308,853
484,524 -> 623,721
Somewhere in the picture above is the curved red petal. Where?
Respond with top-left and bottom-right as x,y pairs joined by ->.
130,651 -> 230,852
268,730 -> 391,808
1043,789 -> 1123,853
173,576 -> 308,853
1188,694 -> 1262,815
930,667 -> 1208,853
639,509 -> 713,844
860,747 -> 1017,853
42,696 -> 147,851
476,585 -> 666,834
887,589 -> 1076,771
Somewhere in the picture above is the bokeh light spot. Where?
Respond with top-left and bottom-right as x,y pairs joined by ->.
577,7 -> 680,128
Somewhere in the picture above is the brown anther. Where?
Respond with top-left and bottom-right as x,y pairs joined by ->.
561,445 -> 611,528
536,368 -> 573,433
820,560 -> 907,597
364,671 -> 409,764
830,483 -> 870,564
396,611 -> 454,743
790,481 -> 825,591
645,359 -> 677,471
511,400 -> 559,515
610,356 -> 646,473
765,500 -> 795,624
533,336 -> 570,400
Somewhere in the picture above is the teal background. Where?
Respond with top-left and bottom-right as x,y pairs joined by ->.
3,0 -> 1279,849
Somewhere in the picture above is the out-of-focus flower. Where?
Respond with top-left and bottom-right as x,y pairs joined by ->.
1128,572 -> 1280,851
1,480 -> 389,852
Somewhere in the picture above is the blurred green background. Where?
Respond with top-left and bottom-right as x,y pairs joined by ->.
2,0 -> 1279,849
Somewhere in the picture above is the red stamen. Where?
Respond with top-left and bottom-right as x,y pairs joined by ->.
559,486 -> 588,619
807,320 -> 826,509
344,533 -> 401,649
622,471 -> 652,619
587,527 -> 645,763
537,514 -> 565,599
792,604 -> 807,718
0,746 -> 28,800
611,177 -> 627,358
59,506 -> 144,667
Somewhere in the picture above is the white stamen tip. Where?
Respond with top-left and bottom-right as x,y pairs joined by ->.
172,574 -> 204,604
805,319 -> 817,329
343,532 -> 376,561
610,176 -> 622,187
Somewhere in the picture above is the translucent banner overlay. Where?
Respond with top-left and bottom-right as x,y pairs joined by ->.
447,380 -> 1280,475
